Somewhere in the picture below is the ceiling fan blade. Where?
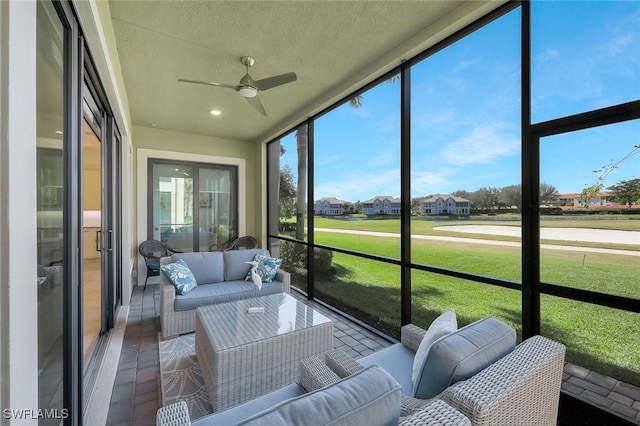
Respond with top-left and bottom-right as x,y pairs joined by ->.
178,78 -> 237,90
245,96 -> 267,116
253,72 -> 297,91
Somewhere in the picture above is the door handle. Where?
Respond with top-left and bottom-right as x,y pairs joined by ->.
96,230 -> 102,252
108,229 -> 113,252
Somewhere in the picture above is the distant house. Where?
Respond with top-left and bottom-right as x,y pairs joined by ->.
557,192 -> 612,209
314,197 -> 352,215
362,195 -> 401,215
420,194 -> 470,215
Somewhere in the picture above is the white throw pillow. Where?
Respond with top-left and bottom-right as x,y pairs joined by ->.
411,309 -> 457,383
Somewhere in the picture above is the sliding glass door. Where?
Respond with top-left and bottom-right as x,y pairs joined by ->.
152,163 -> 194,251
198,167 -> 235,251
36,3 -> 65,417
81,118 -> 103,367
150,160 -> 237,252
36,0 -> 123,421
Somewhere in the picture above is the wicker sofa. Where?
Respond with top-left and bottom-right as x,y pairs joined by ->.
157,356 -> 471,426
160,249 -> 290,338
156,318 -> 565,425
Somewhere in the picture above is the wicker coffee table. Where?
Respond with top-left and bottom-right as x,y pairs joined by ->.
195,293 -> 333,411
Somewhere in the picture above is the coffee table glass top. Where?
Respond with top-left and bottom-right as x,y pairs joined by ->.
196,293 -> 332,349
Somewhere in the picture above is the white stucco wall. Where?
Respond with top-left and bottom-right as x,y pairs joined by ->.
0,1 -> 39,424
74,0 -> 135,305
135,127 -> 251,285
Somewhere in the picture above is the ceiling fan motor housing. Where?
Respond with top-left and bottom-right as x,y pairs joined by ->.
238,71 -> 258,97
241,56 -> 256,67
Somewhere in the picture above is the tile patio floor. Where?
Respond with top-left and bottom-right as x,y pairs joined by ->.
105,282 -> 640,425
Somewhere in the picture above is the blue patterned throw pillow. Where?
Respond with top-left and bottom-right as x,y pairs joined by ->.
161,259 -> 197,295
245,254 -> 283,283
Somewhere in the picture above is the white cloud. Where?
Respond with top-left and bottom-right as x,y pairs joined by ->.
410,169 -> 452,196
607,33 -> 634,56
316,154 -> 341,166
315,168 -> 400,201
534,48 -> 560,64
412,110 -> 455,132
439,122 -> 520,166
455,59 -> 477,72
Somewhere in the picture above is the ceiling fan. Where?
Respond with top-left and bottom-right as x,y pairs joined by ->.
178,56 -> 297,116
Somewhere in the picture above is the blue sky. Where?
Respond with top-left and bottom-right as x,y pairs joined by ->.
282,2 -> 639,202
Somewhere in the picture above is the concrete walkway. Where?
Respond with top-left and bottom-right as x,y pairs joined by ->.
315,227 -> 640,256
435,225 -> 640,245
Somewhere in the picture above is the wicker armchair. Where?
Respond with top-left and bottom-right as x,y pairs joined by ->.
325,329 -> 566,426
224,235 -> 259,250
138,239 -> 181,290
441,335 -> 565,426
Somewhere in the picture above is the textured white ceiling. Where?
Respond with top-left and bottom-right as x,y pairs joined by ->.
109,1 -> 503,143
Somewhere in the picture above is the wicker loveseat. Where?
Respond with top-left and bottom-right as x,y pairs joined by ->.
156,318 -> 565,425
160,249 -> 290,338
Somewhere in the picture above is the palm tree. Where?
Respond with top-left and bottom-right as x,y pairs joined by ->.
294,98 -> 355,240
295,125 -> 308,240
293,73 -> 399,239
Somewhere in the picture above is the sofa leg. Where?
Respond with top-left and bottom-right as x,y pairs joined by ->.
159,333 -> 179,341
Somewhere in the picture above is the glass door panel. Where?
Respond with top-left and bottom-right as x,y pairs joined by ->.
153,163 -> 195,252
36,0 -> 65,413
150,161 -> 237,252
199,167 -> 234,251
82,119 -> 102,366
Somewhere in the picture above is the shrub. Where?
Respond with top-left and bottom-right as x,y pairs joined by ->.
278,240 -> 334,277
314,248 -> 334,276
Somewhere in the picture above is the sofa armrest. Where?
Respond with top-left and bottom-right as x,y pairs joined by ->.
156,401 -> 190,426
276,268 -> 291,293
400,395 -> 436,417
324,349 -> 364,378
400,399 -> 471,426
160,257 -> 176,330
442,335 -> 565,426
401,324 -> 427,352
299,356 -> 341,392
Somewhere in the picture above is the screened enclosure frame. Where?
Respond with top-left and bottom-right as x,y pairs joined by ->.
266,0 -> 640,347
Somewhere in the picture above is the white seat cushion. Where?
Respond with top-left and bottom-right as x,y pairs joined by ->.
411,309 -> 457,382
412,316 -> 516,399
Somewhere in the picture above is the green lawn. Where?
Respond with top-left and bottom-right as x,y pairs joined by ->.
311,216 -> 640,251
283,216 -> 640,387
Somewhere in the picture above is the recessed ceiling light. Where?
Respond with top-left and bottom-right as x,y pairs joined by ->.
150,123 -> 157,128
210,110 -> 222,116
55,130 -> 63,135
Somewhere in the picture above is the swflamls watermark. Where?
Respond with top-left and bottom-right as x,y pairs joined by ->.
2,408 -> 69,420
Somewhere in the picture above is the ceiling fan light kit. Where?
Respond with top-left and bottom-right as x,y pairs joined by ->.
238,86 -> 258,98
178,55 -> 297,116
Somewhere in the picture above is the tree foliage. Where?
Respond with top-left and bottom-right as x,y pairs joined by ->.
500,184 -> 521,211
607,178 -> 640,209
410,197 -> 422,214
581,144 -> 640,208
295,127 -> 308,240
468,187 -> 501,211
279,165 -> 296,218
539,183 -> 560,204
451,189 -> 471,199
